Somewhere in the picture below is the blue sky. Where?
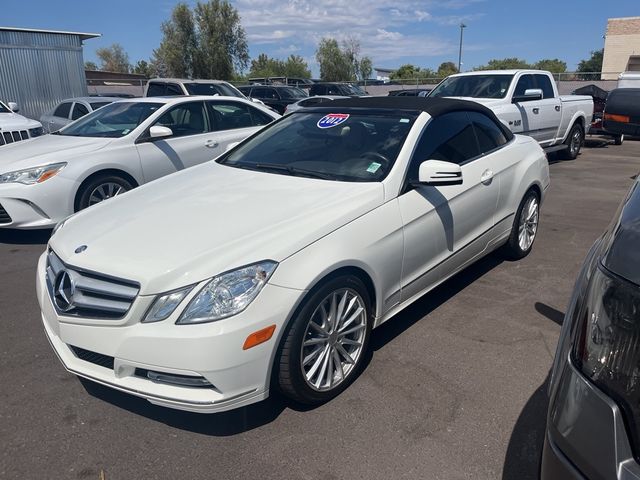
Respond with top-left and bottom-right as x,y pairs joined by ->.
3,0 -> 639,76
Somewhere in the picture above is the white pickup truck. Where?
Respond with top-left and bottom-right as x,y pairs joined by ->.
429,70 -> 594,159
0,100 -> 44,147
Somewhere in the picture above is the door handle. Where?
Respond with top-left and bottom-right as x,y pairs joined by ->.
555,105 -> 561,112
532,108 -> 540,114
205,140 -> 219,148
481,170 -> 494,184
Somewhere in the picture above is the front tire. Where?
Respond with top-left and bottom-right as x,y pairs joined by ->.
614,134 -> 624,146
277,275 -> 372,405
76,174 -> 133,211
560,123 -> 584,160
502,189 -> 540,260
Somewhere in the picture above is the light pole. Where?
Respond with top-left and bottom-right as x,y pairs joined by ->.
457,23 -> 466,72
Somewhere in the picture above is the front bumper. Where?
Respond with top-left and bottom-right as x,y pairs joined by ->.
36,252 -> 303,413
0,177 -> 76,229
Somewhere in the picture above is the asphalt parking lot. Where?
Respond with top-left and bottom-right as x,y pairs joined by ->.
1,138 -> 639,480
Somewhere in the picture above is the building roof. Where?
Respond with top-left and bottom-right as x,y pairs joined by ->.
374,67 -> 396,74
0,26 -> 100,41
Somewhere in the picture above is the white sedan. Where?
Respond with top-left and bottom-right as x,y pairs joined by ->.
38,97 -> 549,413
0,96 -> 279,229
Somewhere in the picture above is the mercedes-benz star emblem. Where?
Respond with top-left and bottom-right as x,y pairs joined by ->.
54,270 -> 76,312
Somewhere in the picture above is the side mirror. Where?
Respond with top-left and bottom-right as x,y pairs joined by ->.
7,102 -> 19,112
512,88 -> 543,103
225,142 -> 240,152
149,125 -> 173,139
417,160 -> 463,186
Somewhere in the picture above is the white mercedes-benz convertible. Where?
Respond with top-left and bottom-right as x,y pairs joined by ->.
38,97 -> 550,413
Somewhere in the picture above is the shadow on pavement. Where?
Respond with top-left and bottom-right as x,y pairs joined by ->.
534,302 -> 564,326
502,372 -> 551,480
0,228 -> 51,245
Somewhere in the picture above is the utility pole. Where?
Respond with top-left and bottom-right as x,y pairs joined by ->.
458,23 -> 467,72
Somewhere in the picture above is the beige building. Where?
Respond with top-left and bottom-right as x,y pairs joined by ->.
602,16 -> 640,80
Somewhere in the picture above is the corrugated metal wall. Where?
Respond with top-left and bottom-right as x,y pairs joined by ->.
0,30 -> 88,121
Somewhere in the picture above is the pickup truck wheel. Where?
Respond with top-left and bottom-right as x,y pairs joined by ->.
77,175 -> 133,211
277,275 -> 372,405
561,124 -> 584,160
614,134 -> 624,146
502,189 -> 540,260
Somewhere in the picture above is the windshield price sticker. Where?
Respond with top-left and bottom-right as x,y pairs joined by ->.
317,113 -> 350,129
367,162 -> 382,173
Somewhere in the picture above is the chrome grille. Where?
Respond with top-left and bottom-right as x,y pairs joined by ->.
0,129 -> 29,146
0,203 -> 11,224
46,249 -> 140,319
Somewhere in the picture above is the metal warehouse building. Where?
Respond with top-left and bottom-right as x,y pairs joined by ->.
0,27 -> 100,120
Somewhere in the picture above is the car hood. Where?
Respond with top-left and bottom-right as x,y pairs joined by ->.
0,112 -> 41,131
0,134 -> 113,173
50,162 -> 385,294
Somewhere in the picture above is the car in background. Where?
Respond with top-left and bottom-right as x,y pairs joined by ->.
284,95 -> 349,114
237,85 -> 307,114
572,85 -> 624,145
247,76 -> 314,88
542,177 -> 640,480
0,100 -> 44,147
602,88 -> 640,139
38,97 -> 549,414
40,97 -> 121,133
309,82 -> 368,97
0,96 -> 279,229
145,78 -> 246,99
388,88 -> 432,97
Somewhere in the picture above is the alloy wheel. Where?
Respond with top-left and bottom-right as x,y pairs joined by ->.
88,182 -> 127,206
518,195 -> 539,251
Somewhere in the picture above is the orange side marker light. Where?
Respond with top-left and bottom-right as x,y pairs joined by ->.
243,325 -> 276,350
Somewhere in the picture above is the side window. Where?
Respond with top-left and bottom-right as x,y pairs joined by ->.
300,98 -> 322,107
207,101 -> 271,130
251,87 -> 267,98
534,74 -> 555,99
166,83 -> 184,96
265,88 -> 278,99
154,101 -> 209,137
54,102 -> 72,118
513,75 -> 535,99
468,111 -> 508,153
406,111 -> 480,182
146,83 -> 166,97
71,103 -> 89,120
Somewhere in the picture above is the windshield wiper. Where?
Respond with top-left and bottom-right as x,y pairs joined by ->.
252,163 -> 337,180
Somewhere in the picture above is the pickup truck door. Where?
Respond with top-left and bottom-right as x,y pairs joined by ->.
531,74 -> 562,146
512,74 -> 546,142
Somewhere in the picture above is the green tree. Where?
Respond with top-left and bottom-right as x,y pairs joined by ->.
132,60 -> 154,77
249,54 -> 311,79
475,57 -> 530,70
316,38 -> 352,81
389,64 -> 434,83
577,49 -> 603,80
154,0 -> 249,80
283,55 -> 311,78
358,56 -> 373,81
154,2 -> 197,78
84,61 -> 98,71
534,58 -> 567,74
437,61 -> 458,78
95,43 -> 130,73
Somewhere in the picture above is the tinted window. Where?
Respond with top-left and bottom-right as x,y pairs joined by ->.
207,101 -> 272,131
184,82 -> 244,98
59,102 -> 162,138
237,86 -> 252,96
468,111 -> 508,153
154,101 -> 208,137
299,98 -> 326,107
54,102 -> 72,118
534,74 -> 555,99
146,83 -> 165,97
89,101 -> 112,110
71,103 -> 89,120
279,87 -> 307,99
166,83 -> 184,96
407,111 -> 480,181
514,75 -> 536,99
430,75 -> 513,99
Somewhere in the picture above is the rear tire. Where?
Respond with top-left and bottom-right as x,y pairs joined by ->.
560,123 -> 584,160
614,134 -> 624,146
277,275 -> 372,405
76,174 -> 133,211
502,189 -> 540,260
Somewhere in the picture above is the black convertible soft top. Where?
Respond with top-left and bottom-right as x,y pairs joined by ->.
324,96 -> 514,139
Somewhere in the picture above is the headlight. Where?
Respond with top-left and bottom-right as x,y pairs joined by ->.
0,162 -> 66,185
177,261 -> 278,324
28,127 -> 44,138
143,286 -> 194,323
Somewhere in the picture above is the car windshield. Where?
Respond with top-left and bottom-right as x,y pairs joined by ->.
279,87 -> 308,99
89,101 -> 112,110
219,111 -> 415,182
58,102 -> 162,138
346,84 -> 367,95
184,82 -> 244,98
0,102 -> 10,114
429,74 -> 514,99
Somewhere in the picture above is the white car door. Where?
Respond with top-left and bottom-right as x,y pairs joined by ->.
205,99 -> 275,151
46,101 -> 73,133
532,74 -> 562,146
135,100 -> 222,182
512,74 -> 558,145
398,111 -> 499,302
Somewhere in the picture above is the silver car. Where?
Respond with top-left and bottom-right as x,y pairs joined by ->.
284,95 -> 349,114
40,97 -> 120,133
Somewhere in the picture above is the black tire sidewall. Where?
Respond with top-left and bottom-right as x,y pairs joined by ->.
563,124 -> 583,159
505,189 -> 539,259
277,275 -> 373,405
77,175 -> 133,211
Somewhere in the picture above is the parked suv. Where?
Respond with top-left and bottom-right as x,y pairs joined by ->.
40,97 -> 120,133
145,78 -> 246,99
0,100 -> 44,147
237,85 -> 307,114
309,82 -> 368,97
602,88 -> 640,138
